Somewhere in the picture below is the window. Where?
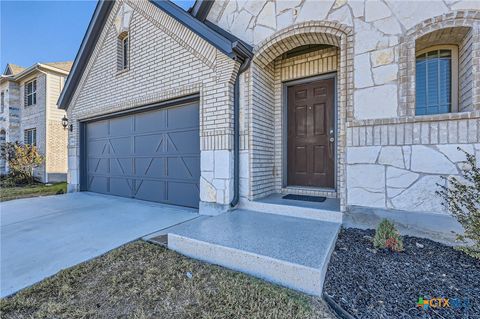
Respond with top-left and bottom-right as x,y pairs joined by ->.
117,32 -> 129,71
25,79 -> 37,106
24,128 -> 36,146
1,91 -> 4,113
415,46 -> 458,115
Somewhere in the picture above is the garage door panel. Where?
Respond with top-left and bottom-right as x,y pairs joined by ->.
109,178 -> 132,197
135,180 -> 166,202
109,137 -> 132,156
167,157 -> 200,180
87,140 -> 108,156
109,117 -> 133,136
167,182 -> 199,207
168,131 -> 200,153
85,102 -> 200,208
110,158 -> 133,176
88,176 -> 108,194
87,120 -> 108,139
166,104 -> 198,129
134,111 -> 166,133
87,158 -> 109,174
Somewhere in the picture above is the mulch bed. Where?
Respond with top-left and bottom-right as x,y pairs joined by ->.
324,228 -> 479,319
0,241 -> 335,319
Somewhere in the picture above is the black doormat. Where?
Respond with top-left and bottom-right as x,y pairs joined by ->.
282,194 -> 326,202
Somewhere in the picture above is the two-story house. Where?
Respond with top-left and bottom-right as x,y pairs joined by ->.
0,62 -> 72,183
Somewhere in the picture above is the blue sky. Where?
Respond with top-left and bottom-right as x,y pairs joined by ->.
1,0 -> 195,71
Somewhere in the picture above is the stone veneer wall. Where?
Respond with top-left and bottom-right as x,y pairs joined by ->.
67,0 -> 239,212
209,0 -> 480,216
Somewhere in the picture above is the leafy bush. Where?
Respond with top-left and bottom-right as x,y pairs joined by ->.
0,142 -> 44,185
436,148 -> 480,259
373,219 -> 404,252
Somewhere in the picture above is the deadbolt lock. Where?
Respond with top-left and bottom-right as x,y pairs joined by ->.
329,137 -> 335,143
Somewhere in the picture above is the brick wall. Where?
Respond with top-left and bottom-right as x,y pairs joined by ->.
67,0 -> 239,210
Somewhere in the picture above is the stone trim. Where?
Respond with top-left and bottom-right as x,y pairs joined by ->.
398,10 -> 480,116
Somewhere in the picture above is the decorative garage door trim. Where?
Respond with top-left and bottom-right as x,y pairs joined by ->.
80,96 -> 200,208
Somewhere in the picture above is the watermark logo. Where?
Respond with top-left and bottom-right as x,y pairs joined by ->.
417,297 -> 470,311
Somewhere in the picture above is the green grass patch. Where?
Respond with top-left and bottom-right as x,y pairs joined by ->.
0,241 -> 334,319
0,182 -> 67,202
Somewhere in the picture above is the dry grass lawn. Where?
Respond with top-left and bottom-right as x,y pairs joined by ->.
0,182 -> 67,202
0,241 -> 336,319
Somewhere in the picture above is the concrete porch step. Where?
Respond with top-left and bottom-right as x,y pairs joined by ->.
160,209 -> 340,296
239,193 -> 343,223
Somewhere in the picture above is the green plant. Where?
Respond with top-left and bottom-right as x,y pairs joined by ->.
436,148 -> 480,259
0,142 -> 44,185
373,219 -> 404,252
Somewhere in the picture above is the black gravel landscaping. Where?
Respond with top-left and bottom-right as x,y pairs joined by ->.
324,228 -> 480,319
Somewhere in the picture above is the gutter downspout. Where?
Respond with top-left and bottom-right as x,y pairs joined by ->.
230,55 -> 251,208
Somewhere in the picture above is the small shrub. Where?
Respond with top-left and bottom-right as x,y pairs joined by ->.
373,219 -> 404,252
436,148 -> 480,259
0,142 -> 44,185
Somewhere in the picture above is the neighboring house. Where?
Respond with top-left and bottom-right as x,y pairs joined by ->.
58,0 -> 479,237
0,62 -> 72,182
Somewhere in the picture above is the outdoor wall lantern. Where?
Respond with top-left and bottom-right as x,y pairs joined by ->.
61,115 -> 73,132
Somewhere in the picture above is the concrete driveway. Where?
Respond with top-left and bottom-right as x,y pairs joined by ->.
0,192 -> 198,297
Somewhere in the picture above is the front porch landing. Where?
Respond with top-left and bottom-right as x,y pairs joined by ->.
150,210 -> 340,296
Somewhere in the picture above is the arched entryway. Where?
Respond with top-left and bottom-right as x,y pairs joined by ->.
246,22 -> 353,211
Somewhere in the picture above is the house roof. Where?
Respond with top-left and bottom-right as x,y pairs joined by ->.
57,0 -> 252,110
43,61 -> 74,72
1,61 -> 72,84
3,64 -> 26,76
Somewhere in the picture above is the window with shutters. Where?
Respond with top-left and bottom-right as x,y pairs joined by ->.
25,79 -> 37,107
24,128 -> 37,146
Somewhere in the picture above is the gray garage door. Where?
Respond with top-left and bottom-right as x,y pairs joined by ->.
85,102 -> 200,208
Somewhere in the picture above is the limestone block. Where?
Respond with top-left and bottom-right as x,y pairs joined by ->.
390,176 -> 447,213
365,0 -> 391,22
449,1 -> 480,10
276,0 -> 302,14
354,84 -> 398,120
411,145 -> 458,174
348,0 -> 364,17
373,16 -> 403,35
354,18 -> 382,54
388,1 -> 449,30
371,48 -> 394,67
378,146 -> 405,168
347,146 -> 381,164
214,150 -> 232,179
328,5 -> 353,26
348,187 -> 386,208
437,144 -> 474,163
402,146 -> 411,169
347,164 -> 385,192
201,150 -> 214,172
354,53 -> 374,88
200,176 -> 217,203
372,64 -> 398,85
256,1 -> 276,29
243,0 -> 268,16
231,10 -> 253,37
295,0 -> 334,23
276,10 -> 295,30
253,25 -> 275,45
387,167 -> 419,188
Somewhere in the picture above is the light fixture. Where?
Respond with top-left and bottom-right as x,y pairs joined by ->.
61,115 -> 72,131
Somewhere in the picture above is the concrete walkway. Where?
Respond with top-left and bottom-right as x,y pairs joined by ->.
0,192 -> 198,297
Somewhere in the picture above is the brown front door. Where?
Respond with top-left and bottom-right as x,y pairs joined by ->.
287,78 -> 335,188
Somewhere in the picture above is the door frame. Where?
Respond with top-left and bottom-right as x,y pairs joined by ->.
78,94 -> 200,192
281,72 -> 337,190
